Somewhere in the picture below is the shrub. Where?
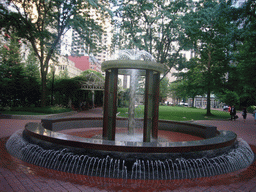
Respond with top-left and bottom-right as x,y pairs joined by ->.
10,106 -> 72,114
0,106 -> 11,111
223,91 -> 239,106
247,106 -> 256,113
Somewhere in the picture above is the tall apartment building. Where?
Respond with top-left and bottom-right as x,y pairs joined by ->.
70,8 -> 113,65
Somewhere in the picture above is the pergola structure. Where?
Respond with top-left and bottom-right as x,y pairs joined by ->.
101,50 -> 167,142
79,72 -> 104,108
79,72 -> 105,91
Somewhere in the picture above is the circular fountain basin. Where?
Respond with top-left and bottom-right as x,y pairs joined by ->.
6,117 -> 254,180
24,117 -> 236,154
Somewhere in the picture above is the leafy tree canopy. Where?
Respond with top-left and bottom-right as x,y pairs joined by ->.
113,0 -> 194,75
181,0 -> 234,115
0,33 -> 40,107
0,0 -> 112,106
230,0 -> 256,107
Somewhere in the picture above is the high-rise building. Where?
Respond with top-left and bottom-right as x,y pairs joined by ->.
69,6 -> 112,65
70,27 -> 112,64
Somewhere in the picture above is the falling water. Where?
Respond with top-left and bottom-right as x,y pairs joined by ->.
6,130 -> 254,180
128,69 -> 139,135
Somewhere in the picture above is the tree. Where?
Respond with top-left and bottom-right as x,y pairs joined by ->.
24,48 -> 40,81
169,81 -> 186,105
0,33 -> 27,107
221,90 -> 239,107
54,70 -> 105,108
183,0 -> 232,115
174,58 -> 205,107
231,0 -> 256,107
23,48 -> 41,106
159,77 -> 170,102
58,68 -> 69,79
0,0 -> 111,106
54,78 -> 80,107
210,0 -> 256,108
114,0 -> 193,72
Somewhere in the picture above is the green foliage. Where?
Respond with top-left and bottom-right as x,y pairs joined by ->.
118,88 -> 130,108
24,49 -> 41,105
53,70 -> 104,108
54,78 -> 80,106
0,111 -> 46,115
221,91 -> 240,106
169,81 -> 186,102
24,49 -> 40,81
159,77 -> 170,102
114,0 -> 193,72
172,58 -> 205,107
2,106 -> 72,114
181,0 -> 233,115
215,0 -> 256,108
1,0 -> 111,106
247,106 -> 256,113
80,69 -> 105,80
58,69 -> 70,80
0,33 -> 35,107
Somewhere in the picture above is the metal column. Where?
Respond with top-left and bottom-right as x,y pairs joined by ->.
103,69 -> 118,140
143,70 -> 154,142
152,72 -> 160,139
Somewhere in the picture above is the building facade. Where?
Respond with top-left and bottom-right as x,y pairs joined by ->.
54,55 -> 82,78
187,95 -> 221,109
68,56 -> 101,73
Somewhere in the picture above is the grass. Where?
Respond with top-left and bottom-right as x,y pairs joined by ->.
117,106 -> 231,121
1,105 -> 231,120
0,106 -> 72,115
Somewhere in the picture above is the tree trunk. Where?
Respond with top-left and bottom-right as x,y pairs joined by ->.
206,87 -> 212,116
192,96 -> 195,108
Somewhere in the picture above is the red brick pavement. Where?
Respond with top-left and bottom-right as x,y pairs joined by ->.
0,107 -> 256,192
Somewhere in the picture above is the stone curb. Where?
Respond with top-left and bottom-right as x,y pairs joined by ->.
0,111 -> 77,120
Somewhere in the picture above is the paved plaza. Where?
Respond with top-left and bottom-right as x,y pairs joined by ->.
0,107 -> 256,191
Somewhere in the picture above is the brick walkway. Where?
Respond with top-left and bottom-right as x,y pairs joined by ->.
0,108 -> 256,192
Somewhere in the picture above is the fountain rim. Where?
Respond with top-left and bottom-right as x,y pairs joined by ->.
23,118 -> 237,154
101,60 -> 167,74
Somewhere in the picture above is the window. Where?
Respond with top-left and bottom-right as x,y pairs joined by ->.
59,65 -> 66,70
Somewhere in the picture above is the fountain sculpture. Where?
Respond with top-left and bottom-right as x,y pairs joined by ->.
6,50 -> 254,180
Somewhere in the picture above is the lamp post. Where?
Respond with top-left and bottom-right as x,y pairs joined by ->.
51,65 -> 55,106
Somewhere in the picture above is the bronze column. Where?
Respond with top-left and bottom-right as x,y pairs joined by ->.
103,69 -> 118,140
152,72 -> 160,139
103,70 -> 110,139
143,70 -> 154,142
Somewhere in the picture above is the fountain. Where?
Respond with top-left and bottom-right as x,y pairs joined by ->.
5,50 -> 255,180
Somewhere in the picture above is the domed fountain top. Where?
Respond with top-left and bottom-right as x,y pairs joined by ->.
102,49 -> 167,74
